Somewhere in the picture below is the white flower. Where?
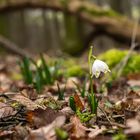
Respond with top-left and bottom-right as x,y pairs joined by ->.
92,59 -> 110,78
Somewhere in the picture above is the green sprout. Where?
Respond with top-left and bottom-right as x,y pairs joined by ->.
73,77 -> 87,98
55,128 -> 68,140
76,109 -> 95,123
57,83 -> 66,100
88,94 -> 98,114
34,68 -> 44,93
20,54 -> 58,93
40,54 -> 52,85
69,96 -> 76,112
20,57 -> 33,84
113,132 -> 127,140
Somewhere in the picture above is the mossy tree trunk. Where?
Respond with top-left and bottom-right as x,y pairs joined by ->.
62,14 -> 84,55
109,0 -> 132,18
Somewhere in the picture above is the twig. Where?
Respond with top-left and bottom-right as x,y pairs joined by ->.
113,17 -> 139,78
98,121 -> 126,129
0,34 -> 32,58
98,106 -> 112,126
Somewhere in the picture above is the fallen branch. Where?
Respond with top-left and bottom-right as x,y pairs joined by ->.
0,35 -> 32,58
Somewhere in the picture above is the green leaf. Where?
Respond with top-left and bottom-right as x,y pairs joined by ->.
76,109 -> 95,123
20,57 -> 33,84
57,83 -> 65,100
34,71 -> 43,93
40,54 -> 52,84
55,128 -> 68,140
88,94 -> 98,114
69,96 -> 76,112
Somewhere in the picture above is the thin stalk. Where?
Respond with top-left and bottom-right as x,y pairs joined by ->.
90,74 -> 94,96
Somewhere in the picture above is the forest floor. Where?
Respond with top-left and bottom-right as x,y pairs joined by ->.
0,54 -> 140,140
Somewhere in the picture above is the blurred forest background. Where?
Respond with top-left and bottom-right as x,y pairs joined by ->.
0,0 -> 140,56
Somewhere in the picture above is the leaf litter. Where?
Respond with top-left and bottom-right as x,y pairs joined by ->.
1,54 -> 140,140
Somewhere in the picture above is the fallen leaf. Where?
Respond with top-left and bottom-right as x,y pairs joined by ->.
27,107 -> 63,128
125,119 -> 140,140
26,116 -> 66,140
74,94 -> 84,111
0,74 -> 12,91
70,115 -> 87,138
12,125 -> 29,140
88,126 -> 106,138
13,94 -> 42,110
0,102 -> 15,118
0,130 -> 14,138
66,77 -> 79,89
61,107 -> 74,117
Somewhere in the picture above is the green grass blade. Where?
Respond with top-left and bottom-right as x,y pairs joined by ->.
20,57 -> 33,84
34,71 -> 43,93
57,83 -> 65,100
88,94 -> 97,114
69,96 -> 76,112
40,54 -> 52,84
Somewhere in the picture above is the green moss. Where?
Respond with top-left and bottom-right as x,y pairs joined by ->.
0,15 -> 9,37
79,5 -> 120,18
123,55 -> 140,74
66,65 -> 85,77
62,15 -> 84,55
99,49 -> 140,75
60,0 -> 69,6
39,57 -> 85,78
99,49 -> 127,68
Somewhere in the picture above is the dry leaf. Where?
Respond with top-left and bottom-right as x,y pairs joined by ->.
27,108 -> 63,128
26,116 -> 66,140
12,126 -> 29,140
125,119 -> 140,140
70,115 -> 87,138
74,94 -> 84,111
0,130 -> 14,138
88,126 -> 106,138
0,74 -> 12,91
13,94 -> 41,110
0,102 -> 15,118
61,107 -> 74,117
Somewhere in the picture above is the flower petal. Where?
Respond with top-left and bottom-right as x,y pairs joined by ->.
92,59 -> 110,78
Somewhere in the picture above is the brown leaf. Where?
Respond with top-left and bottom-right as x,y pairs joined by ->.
0,130 -> 14,138
127,73 -> 140,80
0,102 -> 14,118
74,94 -> 84,111
19,85 -> 38,100
88,126 -> 106,138
0,74 -> 12,91
12,125 -> 29,140
26,116 -> 66,140
70,116 -> 87,138
13,94 -> 41,110
125,119 -> 140,140
27,108 -> 63,128
128,80 -> 140,87
66,77 -> 79,89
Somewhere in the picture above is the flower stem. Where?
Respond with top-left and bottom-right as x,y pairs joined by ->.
88,46 -> 93,75
90,74 -> 94,96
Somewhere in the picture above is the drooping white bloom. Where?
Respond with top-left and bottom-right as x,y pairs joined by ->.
92,59 -> 110,78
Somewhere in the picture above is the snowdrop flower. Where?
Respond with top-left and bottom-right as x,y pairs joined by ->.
92,59 -> 110,78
